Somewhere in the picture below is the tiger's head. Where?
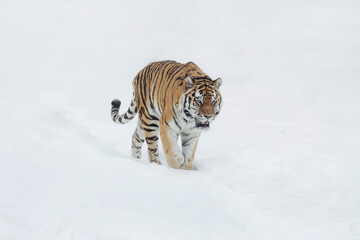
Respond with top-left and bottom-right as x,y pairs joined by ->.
181,76 -> 223,130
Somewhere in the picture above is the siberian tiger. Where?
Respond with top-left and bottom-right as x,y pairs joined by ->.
111,60 -> 222,170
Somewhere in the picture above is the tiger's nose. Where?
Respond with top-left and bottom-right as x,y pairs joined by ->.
204,114 -> 212,119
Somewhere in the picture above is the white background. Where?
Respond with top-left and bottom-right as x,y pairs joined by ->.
1,0 -> 360,239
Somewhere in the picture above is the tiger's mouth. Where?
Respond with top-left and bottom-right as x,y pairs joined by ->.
195,120 -> 210,129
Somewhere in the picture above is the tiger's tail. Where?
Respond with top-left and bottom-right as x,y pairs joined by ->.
111,94 -> 137,124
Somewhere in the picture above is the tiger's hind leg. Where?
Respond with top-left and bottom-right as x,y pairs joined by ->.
144,122 -> 161,164
138,113 -> 161,164
131,121 -> 145,158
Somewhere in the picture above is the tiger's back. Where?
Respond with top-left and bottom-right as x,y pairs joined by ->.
133,60 -> 210,117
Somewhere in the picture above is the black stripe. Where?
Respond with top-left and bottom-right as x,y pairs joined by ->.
132,144 -> 141,150
146,136 -> 159,141
142,109 -> 159,121
182,132 -> 190,137
192,76 -> 212,81
182,136 -> 196,147
142,122 -> 159,128
143,110 -> 153,120
184,110 -> 192,118
168,63 -> 185,80
137,72 -> 147,108
172,114 -> 181,130
143,127 -> 157,132
148,147 -> 158,153
134,134 -> 144,143
150,114 -> 159,121
123,113 -> 130,120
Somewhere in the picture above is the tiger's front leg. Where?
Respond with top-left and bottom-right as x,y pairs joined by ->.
181,131 -> 201,170
160,116 -> 184,169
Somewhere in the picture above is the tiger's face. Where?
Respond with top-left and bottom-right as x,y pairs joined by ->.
182,76 -> 223,129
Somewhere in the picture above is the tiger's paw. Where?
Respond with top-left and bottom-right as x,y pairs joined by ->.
150,159 -> 161,165
172,156 -> 185,169
180,162 -> 197,171
131,151 -> 141,159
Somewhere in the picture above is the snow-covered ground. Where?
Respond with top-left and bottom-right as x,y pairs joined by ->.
1,0 -> 360,239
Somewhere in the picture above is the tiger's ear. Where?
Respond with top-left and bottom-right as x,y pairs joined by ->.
185,76 -> 194,89
214,77 -> 222,88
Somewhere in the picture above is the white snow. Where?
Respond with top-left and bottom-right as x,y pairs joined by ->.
1,0 -> 360,239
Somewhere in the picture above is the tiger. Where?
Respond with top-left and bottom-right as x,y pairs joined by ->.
110,60 -> 222,170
